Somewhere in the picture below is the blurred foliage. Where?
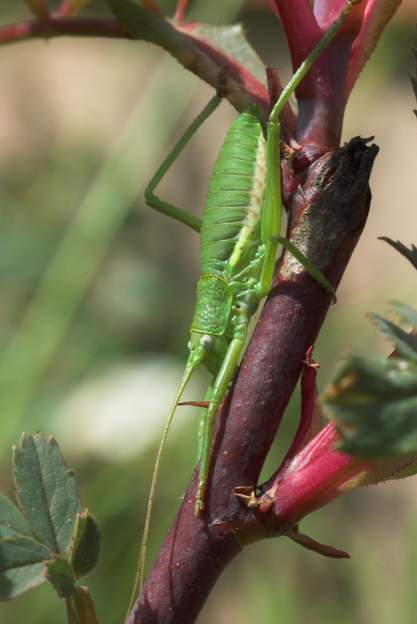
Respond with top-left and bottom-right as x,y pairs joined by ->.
0,1 -> 416,624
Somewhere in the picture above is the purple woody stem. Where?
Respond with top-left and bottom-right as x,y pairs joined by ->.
128,137 -> 379,624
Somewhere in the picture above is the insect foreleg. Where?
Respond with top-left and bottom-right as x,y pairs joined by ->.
255,118 -> 282,298
145,95 -> 221,232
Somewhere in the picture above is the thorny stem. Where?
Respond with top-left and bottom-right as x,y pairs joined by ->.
129,137 -> 379,624
0,9 -> 269,115
0,16 -> 126,45
0,3 -> 393,623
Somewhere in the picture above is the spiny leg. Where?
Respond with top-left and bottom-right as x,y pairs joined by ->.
195,334 -> 245,516
145,95 -> 221,232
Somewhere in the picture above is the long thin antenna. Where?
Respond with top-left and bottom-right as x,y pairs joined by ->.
127,360 -> 196,615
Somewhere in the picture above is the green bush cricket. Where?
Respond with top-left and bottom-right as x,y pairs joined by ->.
133,0 -> 359,603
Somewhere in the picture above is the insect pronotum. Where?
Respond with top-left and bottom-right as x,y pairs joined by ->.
131,0 -> 359,607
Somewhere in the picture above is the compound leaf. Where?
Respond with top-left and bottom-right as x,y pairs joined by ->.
325,354 -> 417,457
69,510 -> 100,579
0,535 -> 51,600
45,556 -> 75,598
13,434 -> 81,554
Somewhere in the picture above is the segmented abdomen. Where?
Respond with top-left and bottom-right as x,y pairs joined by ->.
200,111 -> 266,276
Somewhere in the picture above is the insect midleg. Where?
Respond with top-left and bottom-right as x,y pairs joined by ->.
276,236 -> 336,300
145,95 -> 221,232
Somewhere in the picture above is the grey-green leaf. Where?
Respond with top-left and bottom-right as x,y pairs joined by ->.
189,22 -> 266,82
45,556 -> 75,598
13,434 -> 81,554
389,300 -> 417,328
372,313 -> 417,361
69,510 -> 100,579
0,535 -> 51,600
325,354 -> 417,457
0,494 -> 31,539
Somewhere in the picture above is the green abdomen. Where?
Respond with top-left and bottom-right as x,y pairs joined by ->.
200,111 -> 265,274
191,275 -> 232,336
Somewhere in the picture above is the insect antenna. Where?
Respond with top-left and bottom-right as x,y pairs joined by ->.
127,356 -> 199,614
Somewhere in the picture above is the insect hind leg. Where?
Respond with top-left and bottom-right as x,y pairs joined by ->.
275,235 -> 336,301
145,95 -> 221,233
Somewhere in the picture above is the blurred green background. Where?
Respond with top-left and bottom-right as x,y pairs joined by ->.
0,1 -> 417,622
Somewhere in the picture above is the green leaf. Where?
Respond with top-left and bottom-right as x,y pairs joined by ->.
0,563 -> 46,601
371,313 -> 417,361
104,1 -> 175,41
0,535 -> 51,600
105,0 -> 267,110
69,510 -> 100,579
0,494 -> 31,539
73,587 -> 99,624
389,300 -> 417,328
45,556 -> 75,598
379,237 -> 417,270
411,74 -> 417,102
325,354 -> 417,457
188,23 -> 265,82
13,434 -> 81,554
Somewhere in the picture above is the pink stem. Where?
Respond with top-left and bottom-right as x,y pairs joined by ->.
0,16 -> 127,46
56,0 -> 74,16
174,0 -> 189,22
270,0 -> 324,100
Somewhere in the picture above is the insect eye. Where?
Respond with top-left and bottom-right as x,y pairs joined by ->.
200,335 -> 213,349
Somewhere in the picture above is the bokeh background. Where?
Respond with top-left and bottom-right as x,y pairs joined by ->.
0,1 -> 416,622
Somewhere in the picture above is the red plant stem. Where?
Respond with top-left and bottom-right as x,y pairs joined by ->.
56,0 -> 75,16
0,11 -> 270,117
262,423 -> 368,529
0,16 -> 126,45
174,0 -> 189,22
128,137 -> 379,624
271,0 -> 323,101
